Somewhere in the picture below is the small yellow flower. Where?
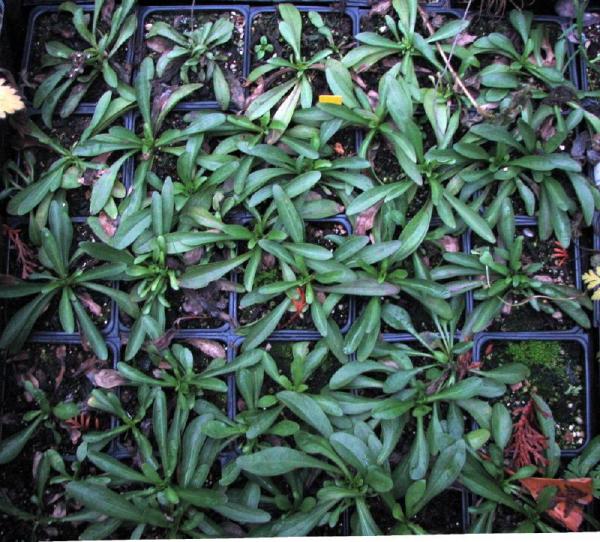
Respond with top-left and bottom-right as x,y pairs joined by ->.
0,78 -> 25,119
582,267 -> 600,300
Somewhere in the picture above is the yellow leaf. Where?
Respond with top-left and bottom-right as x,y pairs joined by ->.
0,78 -> 25,119
318,95 -> 343,105
582,268 -> 600,290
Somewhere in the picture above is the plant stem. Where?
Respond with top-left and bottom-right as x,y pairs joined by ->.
417,6 -> 492,119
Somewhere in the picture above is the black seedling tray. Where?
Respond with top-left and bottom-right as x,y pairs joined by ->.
1,1 -> 599,536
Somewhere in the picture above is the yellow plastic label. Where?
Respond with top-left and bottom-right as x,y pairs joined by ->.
318,95 -> 343,105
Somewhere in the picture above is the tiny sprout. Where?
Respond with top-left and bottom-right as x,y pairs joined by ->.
254,36 -> 274,60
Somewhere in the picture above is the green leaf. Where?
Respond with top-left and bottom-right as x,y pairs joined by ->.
175,487 -> 227,508
443,193 -> 495,243
491,403 -> 512,450
273,184 -> 304,243
0,418 -> 42,464
316,279 -> 400,296
240,299 -> 292,352
215,502 -> 271,524
247,80 -> 297,120
473,363 -> 529,385
236,447 -> 337,476
393,200 -> 432,262
509,154 -> 581,173
71,296 -> 108,360
87,450 -> 149,484
66,481 -> 168,526
179,253 -> 250,289
416,439 -> 466,512
212,64 -> 230,110
277,391 -> 333,437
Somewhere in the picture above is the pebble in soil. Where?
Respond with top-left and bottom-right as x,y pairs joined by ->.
471,229 -> 580,332
236,222 -> 350,331
480,340 -> 586,450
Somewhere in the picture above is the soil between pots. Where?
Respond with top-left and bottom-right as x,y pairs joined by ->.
479,339 -> 586,450
27,11 -> 132,104
143,9 -> 246,105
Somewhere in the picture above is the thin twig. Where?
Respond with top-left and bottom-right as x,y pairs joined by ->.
496,293 -> 584,308
417,5 -> 492,119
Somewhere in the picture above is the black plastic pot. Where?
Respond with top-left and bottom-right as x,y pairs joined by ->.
136,4 -> 251,111
21,5 -> 137,113
464,217 -> 586,335
473,331 -> 594,457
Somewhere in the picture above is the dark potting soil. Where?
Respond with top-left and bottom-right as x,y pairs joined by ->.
144,10 -> 246,105
237,222 -> 350,331
585,18 -> 600,92
165,284 -> 232,330
1,343 -> 112,457
249,11 -> 353,98
413,490 -> 465,534
3,223 -> 113,333
480,340 -> 586,450
27,115 -> 126,216
27,11 -> 132,103
472,228 -> 580,332
0,445 -> 83,541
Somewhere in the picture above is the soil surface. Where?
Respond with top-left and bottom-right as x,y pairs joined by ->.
144,10 -> 246,105
1,343 -> 112,457
584,14 -> 600,90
